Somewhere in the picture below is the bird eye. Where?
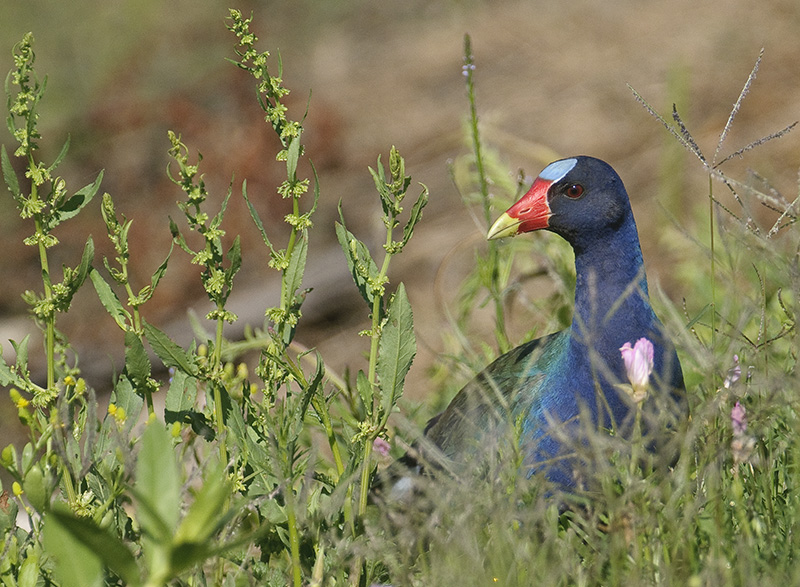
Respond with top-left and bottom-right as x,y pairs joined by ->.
565,184 -> 584,199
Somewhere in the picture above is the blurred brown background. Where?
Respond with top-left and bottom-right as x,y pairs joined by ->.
1,0 -> 798,450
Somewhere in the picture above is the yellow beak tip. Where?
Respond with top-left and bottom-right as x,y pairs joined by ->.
487,212 -> 519,240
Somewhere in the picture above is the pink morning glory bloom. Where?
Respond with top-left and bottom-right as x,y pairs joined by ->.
620,338 -> 655,395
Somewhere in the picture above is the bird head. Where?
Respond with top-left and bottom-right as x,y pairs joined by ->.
487,156 -> 631,248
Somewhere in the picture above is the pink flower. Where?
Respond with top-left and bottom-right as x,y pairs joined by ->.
620,338 -> 654,396
373,437 -> 391,458
731,401 -> 747,437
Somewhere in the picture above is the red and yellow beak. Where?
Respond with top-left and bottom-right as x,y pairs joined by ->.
487,177 -> 553,240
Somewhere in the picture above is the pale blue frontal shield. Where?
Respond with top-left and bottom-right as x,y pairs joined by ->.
539,158 -> 577,182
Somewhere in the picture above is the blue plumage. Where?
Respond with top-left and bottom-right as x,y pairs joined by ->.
394,156 -> 685,493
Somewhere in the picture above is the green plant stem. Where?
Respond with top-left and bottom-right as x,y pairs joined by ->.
121,268 -> 142,334
213,312 -> 227,463
358,435 -> 373,518
359,228 -> 395,520
708,174 -> 716,352
34,208 -> 56,392
630,407 -> 642,479
367,237 -> 393,395
61,463 -> 77,505
463,34 -> 510,352
285,489 -> 303,587
310,396 -> 345,477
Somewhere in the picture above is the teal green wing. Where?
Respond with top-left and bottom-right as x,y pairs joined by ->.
423,330 -> 569,466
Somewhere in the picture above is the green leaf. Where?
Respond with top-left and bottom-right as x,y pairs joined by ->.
0,482 -> 18,531
47,134 -> 71,175
1,144 -> 20,198
79,236 -> 94,276
225,235 -> 242,286
376,283 -> 416,419
402,183 -> 429,247
165,369 -> 197,413
0,345 -> 26,388
165,409 -> 215,441
286,136 -> 301,179
335,211 -> 380,310
44,506 -> 141,587
109,374 -> 144,432
51,170 -> 104,227
284,232 -> 307,309
356,369 -> 372,418
242,179 -> 274,250
42,512 -> 104,587
134,421 -> 181,541
89,268 -> 130,329
278,231 -> 308,345
11,336 -> 30,376
141,242 -> 173,305
210,180 -> 233,232
143,319 -> 198,376
293,352 -> 324,434
369,156 -> 393,219
124,330 -> 151,389
169,216 -> 193,255
23,463 -> 47,512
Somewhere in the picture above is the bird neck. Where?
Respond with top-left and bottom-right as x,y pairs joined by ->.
569,214 -> 653,354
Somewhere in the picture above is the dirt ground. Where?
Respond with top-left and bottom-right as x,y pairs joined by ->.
1,0 -> 799,450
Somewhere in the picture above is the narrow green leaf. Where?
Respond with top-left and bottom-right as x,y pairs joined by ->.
225,235 -> 242,284
308,160 -> 320,216
75,236 -> 94,287
134,421 -> 181,540
144,242 -> 173,303
356,369 -> 372,418
210,180 -> 233,232
44,506 -> 141,587
54,170 -> 104,224
286,136 -> 301,179
369,160 -> 393,219
143,319 -> 198,376
169,216 -> 193,254
242,180 -> 274,249
1,144 -> 20,198
89,268 -> 129,329
377,283 -> 416,419
283,232 -> 307,311
293,352 -> 325,433
402,184 -> 429,246
47,134 -> 71,175
335,212 -> 380,309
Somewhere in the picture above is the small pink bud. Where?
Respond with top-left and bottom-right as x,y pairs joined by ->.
723,355 -> 741,389
620,338 -> 654,395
